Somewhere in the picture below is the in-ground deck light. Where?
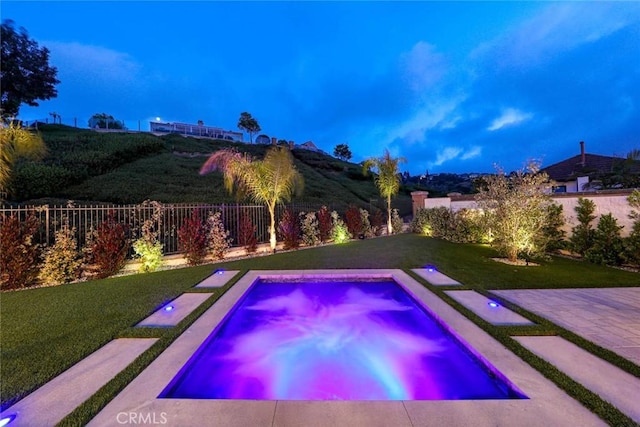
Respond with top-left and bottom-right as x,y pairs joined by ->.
213,269 -> 225,275
0,414 -> 17,427
488,301 -> 500,308
164,305 -> 175,312
424,265 -> 437,272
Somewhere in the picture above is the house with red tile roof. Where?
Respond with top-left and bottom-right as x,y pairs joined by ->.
542,141 -> 640,193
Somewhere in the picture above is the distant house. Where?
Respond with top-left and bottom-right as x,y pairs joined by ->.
541,141 -> 640,193
298,140 -> 321,152
255,134 -> 270,144
150,121 -> 243,141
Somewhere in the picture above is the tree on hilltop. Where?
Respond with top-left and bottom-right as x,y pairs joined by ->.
237,112 -> 261,144
1,20 -> 60,117
333,144 -> 352,161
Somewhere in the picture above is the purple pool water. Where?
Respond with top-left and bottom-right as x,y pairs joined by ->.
160,279 -> 526,400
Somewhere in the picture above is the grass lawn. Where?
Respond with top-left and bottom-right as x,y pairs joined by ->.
1,234 -> 638,424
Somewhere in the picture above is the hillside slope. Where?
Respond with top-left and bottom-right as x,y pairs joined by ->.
9,125 -> 414,214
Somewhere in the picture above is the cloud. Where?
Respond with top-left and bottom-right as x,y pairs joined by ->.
425,145 -> 482,168
46,41 -> 142,85
487,108 -> 533,131
431,147 -> 462,167
472,3 -> 639,70
400,41 -> 447,92
461,146 -> 482,160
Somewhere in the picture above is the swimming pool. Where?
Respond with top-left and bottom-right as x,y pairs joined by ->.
160,278 -> 526,400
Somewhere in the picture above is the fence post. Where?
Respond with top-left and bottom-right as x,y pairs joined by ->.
45,206 -> 50,246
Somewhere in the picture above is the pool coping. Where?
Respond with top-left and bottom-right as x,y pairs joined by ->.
87,269 -> 604,426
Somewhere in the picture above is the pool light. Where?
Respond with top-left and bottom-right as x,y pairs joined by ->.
164,305 -> 175,312
0,415 -> 17,427
488,301 -> 500,308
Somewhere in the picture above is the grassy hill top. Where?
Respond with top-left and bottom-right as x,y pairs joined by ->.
8,125 -> 417,215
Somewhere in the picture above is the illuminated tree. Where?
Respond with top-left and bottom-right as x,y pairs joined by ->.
237,112 -> 261,144
0,120 -> 47,195
475,162 -> 555,262
363,149 -> 406,234
200,146 -> 303,251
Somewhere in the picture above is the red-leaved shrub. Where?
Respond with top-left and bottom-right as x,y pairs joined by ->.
87,211 -> 129,279
238,212 -> 257,254
371,209 -> 385,236
278,208 -> 300,250
344,205 -> 363,237
178,209 -> 208,266
317,205 -> 332,243
0,212 -> 41,289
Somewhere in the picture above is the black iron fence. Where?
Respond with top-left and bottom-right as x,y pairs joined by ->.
0,202 -> 339,255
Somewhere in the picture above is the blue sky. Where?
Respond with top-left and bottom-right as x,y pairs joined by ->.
4,1 -> 639,174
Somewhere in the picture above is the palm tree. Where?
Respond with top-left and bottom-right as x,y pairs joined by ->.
363,149 -> 406,234
200,146 -> 303,251
0,120 -> 47,195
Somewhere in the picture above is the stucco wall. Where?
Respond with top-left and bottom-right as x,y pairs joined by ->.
552,193 -> 635,237
416,190 -> 636,238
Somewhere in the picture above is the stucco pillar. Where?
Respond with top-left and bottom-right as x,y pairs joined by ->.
411,191 -> 429,218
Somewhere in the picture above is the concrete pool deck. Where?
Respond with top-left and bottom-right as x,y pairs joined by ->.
0,338 -> 157,426
514,335 -> 640,423
493,288 -> 640,365
87,270 -> 604,426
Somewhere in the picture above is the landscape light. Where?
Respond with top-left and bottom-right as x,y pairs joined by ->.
488,301 -> 500,308
164,305 -> 175,312
0,415 -> 16,427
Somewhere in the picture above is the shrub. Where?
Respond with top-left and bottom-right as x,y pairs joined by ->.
12,163 -> 75,201
278,208 -> 301,250
331,210 -> 351,243
411,207 -> 484,243
207,211 -> 232,260
344,205 -> 363,237
584,214 -> 624,266
624,190 -> 640,265
391,209 -> 404,235
455,208 -> 486,243
132,239 -> 163,272
238,212 -> 258,254
300,211 -> 320,246
39,220 -> 83,285
0,212 -> 41,289
539,203 -> 566,253
317,205 -> 333,242
178,209 -> 208,266
569,197 -> 596,255
86,211 -> 129,279
132,201 -> 163,273
411,207 -> 451,237
360,208 -> 374,238
370,209 -> 385,236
